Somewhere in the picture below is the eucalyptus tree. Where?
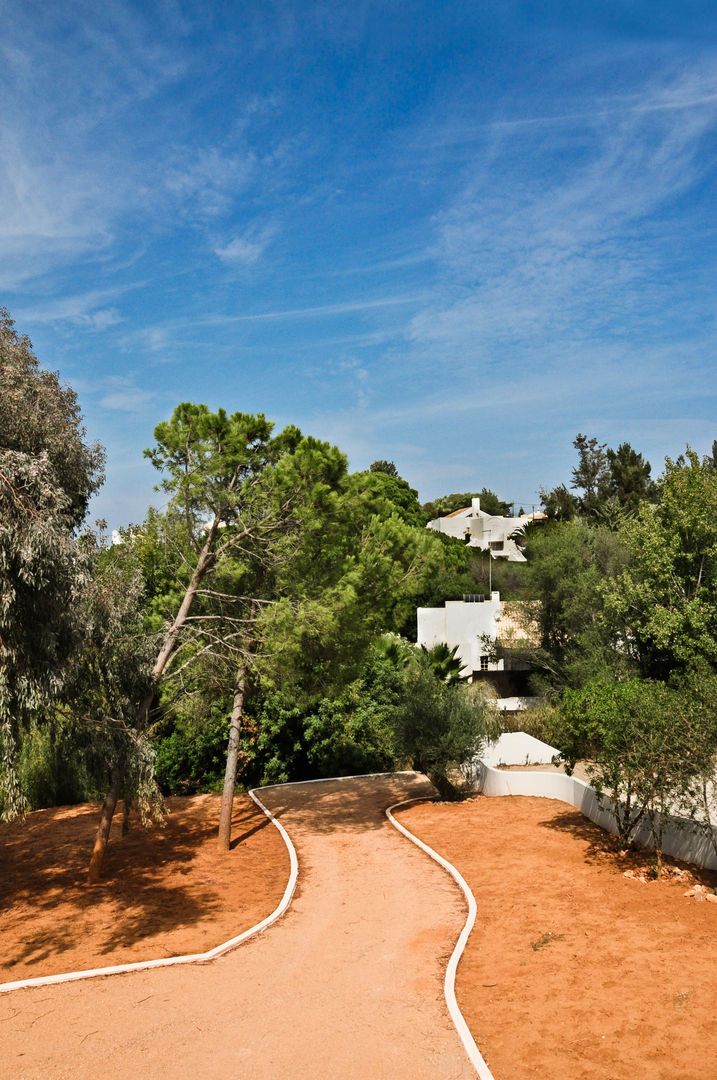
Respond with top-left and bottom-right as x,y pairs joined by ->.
0,311 -> 104,818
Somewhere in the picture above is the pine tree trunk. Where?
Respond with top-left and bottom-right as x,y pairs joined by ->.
89,769 -> 123,883
136,516 -> 222,731
218,668 -> 246,852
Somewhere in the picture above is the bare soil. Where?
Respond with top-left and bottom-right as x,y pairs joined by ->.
1,775 -> 474,1080
400,794 -> 717,1080
0,793 -> 289,982
1,783 -> 716,1080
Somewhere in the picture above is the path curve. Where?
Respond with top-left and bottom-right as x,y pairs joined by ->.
1,774 -> 478,1080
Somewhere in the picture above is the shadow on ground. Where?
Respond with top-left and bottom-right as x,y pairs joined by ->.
259,772 -> 438,837
0,795 -> 274,971
538,807 -> 717,888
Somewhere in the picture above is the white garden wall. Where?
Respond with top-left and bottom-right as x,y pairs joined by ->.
472,733 -> 717,871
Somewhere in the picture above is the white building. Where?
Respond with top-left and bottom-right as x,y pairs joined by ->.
426,497 -> 541,562
417,592 -> 504,679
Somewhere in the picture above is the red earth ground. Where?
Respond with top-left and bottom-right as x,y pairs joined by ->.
1,784 -> 716,1078
0,794 -> 289,982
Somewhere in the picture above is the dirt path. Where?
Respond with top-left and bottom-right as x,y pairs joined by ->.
1,775 -> 477,1080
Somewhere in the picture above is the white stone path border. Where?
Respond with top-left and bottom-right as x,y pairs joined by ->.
0,786 -> 298,995
386,797 -> 495,1080
0,771 -> 495,1080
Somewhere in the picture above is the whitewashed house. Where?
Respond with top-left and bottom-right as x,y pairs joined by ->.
426,497 -> 540,562
417,592 -> 504,679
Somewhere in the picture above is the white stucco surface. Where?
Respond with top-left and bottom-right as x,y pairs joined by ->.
417,594 -> 502,676
473,733 -> 717,871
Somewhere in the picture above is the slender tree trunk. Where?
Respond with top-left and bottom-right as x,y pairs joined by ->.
89,769 -> 123,883
136,517 -> 222,731
122,795 -> 132,835
218,667 -> 247,852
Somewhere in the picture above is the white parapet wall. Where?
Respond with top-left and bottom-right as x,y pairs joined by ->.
472,733 -> 717,872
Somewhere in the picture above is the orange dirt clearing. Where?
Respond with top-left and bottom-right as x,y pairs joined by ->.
400,794 -> 717,1080
2,781 -> 716,1080
0,793 -> 289,984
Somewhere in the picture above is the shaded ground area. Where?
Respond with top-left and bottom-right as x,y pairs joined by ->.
1,774 -> 475,1080
400,795 -> 717,1080
0,793 -> 289,982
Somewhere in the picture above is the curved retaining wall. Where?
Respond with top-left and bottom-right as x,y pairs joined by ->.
473,734 -> 717,871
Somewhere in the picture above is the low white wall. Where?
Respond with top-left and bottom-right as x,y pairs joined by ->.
473,734 -> 717,872
480,732 -> 559,767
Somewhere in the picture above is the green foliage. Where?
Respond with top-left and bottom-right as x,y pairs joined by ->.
251,683 -> 397,788
516,520 -> 629,690
258,451 -> 450,698
154,706 -> 231,795
603,449 -> 717,679
539,483 -> 578,521
144,402 -> 299,529
59,541 -> 163,821
542,434 -> 655,525
9,713 -> 105,812
0,310 -> 105,817
419,642 -> 464,685
606,442 -> 657,512
557,679 -> 703,863
571,433 -> 610,518
359,468 -> 424,526
390,652 -> 486,798
369,459 -> 399,477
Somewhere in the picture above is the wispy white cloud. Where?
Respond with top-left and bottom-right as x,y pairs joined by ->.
406,67 -> 717,372
214,223 -> 277,264
98,376 -> 155,413
164,147 -> 257,218
15,287 -> 136,328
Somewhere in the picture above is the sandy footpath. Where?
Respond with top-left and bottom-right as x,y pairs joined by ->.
1,775 -> 476,1080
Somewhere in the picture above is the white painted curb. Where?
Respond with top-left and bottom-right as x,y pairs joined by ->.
386,798 -> 496,1080
0,787 -> 298,995
0,770 -> 414,996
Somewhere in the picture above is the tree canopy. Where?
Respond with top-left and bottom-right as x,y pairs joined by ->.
0,311 -> 105,817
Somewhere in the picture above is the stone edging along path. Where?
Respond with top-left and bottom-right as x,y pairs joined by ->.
0,786 -> 299,995
0,772 -> 495,1079
386,796 -> 495,1080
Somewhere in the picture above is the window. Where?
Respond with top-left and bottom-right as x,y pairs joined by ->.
480,656 -> 489,671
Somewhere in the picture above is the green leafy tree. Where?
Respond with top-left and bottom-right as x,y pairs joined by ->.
390,652 -> 486,799
606,442 -> 657,512
539,483 -> 579,521
0,311 -> 104,818
360,468 -> 424,526
369,459 -> 399,477
62,545 -> 162,882
513,521 -> 628,690
603,449 -> 717,680
143,421 -> 446,847
558,679 -> 704,871
571,434 -> 611,518
543,436 -> 654,525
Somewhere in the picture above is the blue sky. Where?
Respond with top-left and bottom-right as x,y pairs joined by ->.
3,1 -> 717,529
